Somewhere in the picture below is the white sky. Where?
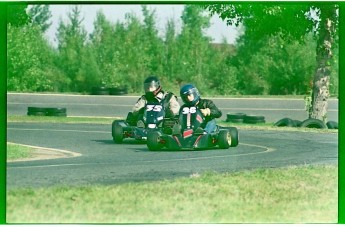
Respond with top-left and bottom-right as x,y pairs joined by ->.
45,4 -> 241,46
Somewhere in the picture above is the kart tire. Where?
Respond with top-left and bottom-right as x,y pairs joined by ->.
112,121 -> 124,143
326,121 -> 338,129
147,131 -> 163,151
228,127 -> 239,147
274,118 -> 294,127
300,118 -> 327,129
218,130 -> 231,149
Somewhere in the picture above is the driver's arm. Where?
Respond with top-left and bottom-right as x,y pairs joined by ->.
168,95 -> 180,116
132,96 -> 146,117
201,100 -> 222,118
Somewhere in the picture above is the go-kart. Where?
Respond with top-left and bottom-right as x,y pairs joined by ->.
112,102 -> 176,143
146,106 -> 239,151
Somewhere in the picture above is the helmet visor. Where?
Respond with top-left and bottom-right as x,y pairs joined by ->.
181,87 -> 198,104
144,81 -> 160,92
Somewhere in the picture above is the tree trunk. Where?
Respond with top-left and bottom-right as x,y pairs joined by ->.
310,6 -> 335,122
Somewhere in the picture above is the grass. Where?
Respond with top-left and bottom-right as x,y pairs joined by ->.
6,165 -> 337,223
6,143 -> 34,160
7,115 -> 118,124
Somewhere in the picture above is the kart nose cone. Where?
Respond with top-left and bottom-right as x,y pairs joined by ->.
148,124 -> 156,129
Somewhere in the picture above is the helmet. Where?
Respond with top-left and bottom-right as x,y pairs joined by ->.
180,84 -> 200,105
144,76 -> 162,98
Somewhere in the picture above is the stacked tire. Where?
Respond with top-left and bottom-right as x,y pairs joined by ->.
91,86 -> 128,95
226,113 -> 265,124
243,115 -> 265,124
226,113 -> 246,123
274,117 -> 338,129
27,107 -> 67,117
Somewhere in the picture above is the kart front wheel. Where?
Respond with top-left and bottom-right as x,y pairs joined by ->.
147,131 -> 163,151
112,121 -> 124,143
228,127 -> 239,147
218,130 -> 231,149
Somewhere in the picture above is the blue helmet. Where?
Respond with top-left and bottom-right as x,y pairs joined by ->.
180,84 -> 200,105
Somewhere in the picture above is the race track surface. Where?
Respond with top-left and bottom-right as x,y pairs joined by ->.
7,122 -> 338,189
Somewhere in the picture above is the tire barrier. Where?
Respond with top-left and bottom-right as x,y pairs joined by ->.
226,113 -> 246,123
326,121 -> 338,129
274,117 -> 337,129
243,115 -> 266,124
91,86 -> 128,95
300,118 -> 327,129
91,87 -> 110,95
109,87 -> 128,95
27,107 -> 67,117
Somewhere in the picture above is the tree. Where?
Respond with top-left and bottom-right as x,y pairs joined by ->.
27,5 -> 52,33
7,24 -> 67,92
56,6 -> 89,92
175,5 -> 212,91
205,3 -> 339,121
7,4 -> 29,27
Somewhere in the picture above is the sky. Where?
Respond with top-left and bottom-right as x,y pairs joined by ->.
45,4 -> 241,47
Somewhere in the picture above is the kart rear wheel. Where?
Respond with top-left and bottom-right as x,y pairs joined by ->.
218,130 -> 231,149
112,121 -> 124,143
228,127 -> 239,147
147,131 -> 163,151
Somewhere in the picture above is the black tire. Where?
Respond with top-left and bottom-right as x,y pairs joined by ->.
147,131 -> 163,151
109,87 -> 128,95
46,108 -> 67,117
326,121 -> 338,129
92,87 -> 110,95
300,118 -> 327,129
228,127 -> 239,147
27,111 -> 46,116
28,107 -> 47,112
244,115 -> 265,121
274,118 -> 295,127
226,113 -> 246,119
226,118 -> 244,123
292,120 -> 302,127
218,130 -> 231,149
112,121 -> 124,143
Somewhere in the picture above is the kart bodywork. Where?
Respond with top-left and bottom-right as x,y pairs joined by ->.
146,106 -> 239,151
112,103 -> 176,143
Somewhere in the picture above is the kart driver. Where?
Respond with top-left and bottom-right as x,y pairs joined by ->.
179,84 -> 222,133
131,76 -> 180,122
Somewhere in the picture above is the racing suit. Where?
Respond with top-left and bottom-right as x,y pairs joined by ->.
132,90 -> 180,120
180,98 -> 222,133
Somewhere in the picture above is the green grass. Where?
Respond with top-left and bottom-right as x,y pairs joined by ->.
6,165 -> 337,223
7,115 -> 118,124
6,143 -> 34,160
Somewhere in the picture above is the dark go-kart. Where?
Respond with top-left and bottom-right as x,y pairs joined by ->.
146,106 -> 239,151
112,103 -> 176,143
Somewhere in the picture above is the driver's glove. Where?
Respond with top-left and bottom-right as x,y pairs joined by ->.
200,108 -> 211,117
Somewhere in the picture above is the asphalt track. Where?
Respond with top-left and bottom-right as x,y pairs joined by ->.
7,122 -> 338,189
